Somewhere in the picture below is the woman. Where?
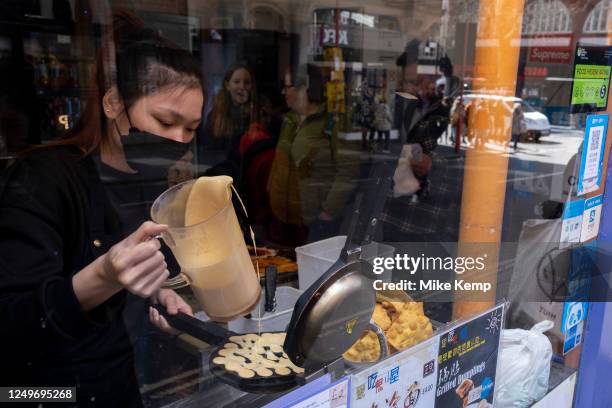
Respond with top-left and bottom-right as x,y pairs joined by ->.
0,13 -> 202,407
373,97 -> 393,153
267,65 -> 356,245
203,64 -> 258,182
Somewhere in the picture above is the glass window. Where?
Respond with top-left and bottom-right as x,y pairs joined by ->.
584,0 -> 611,33
0,0 -> 609,406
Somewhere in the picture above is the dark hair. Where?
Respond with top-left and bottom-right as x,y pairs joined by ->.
438,54 -> 454,76
396,39 -> 420,67
293,64 -> 325,104
41,10 -> 205,155
115,30 -> 203,108
209,63 -> 259,139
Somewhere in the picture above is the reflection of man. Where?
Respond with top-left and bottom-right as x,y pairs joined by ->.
382,41 -> 460,322
395,40 -> 450,158
384,40 -> 456,222
267,65 -> 358,244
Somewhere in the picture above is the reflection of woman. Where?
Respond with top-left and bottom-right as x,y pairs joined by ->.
0,13 -> 203,406
203,64 -> 259,182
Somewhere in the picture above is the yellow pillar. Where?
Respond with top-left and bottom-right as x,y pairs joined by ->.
453,0 -> 525,319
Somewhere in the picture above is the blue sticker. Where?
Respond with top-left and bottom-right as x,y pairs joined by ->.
577,114 -> 609,195
561,302 -> 588,333
460,326 -> 468,342
481,377 -> 494,399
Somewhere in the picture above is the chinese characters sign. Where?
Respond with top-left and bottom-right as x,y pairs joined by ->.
434,304 -> 504,408
351,335 -> 439,407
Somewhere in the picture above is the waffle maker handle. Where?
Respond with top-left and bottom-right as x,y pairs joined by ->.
153,304 -> 230,346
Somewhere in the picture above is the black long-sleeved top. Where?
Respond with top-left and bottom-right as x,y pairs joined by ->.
0,145 -> 141,406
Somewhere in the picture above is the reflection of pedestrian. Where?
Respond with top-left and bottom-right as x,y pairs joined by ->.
511,102 -> 526,150
374,98 -> 392,152
449,97 -> 466,144
356,87 -> 376,150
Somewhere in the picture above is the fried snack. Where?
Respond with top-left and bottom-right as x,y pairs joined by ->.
477,400 -> 489,408
252,256 -> 298,273
372,303 -> 392,331
212,332 -> 305,379
343,330 -> 381,363
402,301 -> 424,315
379,300 -> 417,322
247,245 -> 278,258
380,300 -> 425,324
385,308 -> 433,351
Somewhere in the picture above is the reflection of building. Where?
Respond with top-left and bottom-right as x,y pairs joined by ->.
442,0 -> 610,127
184,0 -> 446,131
518,0 -> 611,126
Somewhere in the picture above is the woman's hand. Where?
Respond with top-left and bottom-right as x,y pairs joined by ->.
149,289 -> 193,335
100,221 -> 170,298
73,221 -> 170,311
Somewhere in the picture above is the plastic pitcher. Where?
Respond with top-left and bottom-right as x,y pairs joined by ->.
150,176 -> 261,322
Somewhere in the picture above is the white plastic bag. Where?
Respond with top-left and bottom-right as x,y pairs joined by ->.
495,320 -> 554,408
392,144 -> 421,197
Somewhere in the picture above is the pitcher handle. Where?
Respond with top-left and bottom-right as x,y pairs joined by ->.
161,272 -> 192,290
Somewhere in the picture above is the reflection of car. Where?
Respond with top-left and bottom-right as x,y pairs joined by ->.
521,101 -> 551,142
461,94 -> 551,143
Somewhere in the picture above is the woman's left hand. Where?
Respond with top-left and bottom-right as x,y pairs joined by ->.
149,288 -> 193,335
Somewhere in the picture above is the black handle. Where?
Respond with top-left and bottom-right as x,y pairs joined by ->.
153,304 -> 230,346
265,265 -> 277,312
342,160 -> 393,256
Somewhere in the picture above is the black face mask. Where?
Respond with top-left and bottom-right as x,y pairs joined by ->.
121,126 -> 191,166
115,111 -> 192,167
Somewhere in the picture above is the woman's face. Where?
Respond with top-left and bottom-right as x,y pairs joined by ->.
225,68 -> 252,106
124,85 -> 203,143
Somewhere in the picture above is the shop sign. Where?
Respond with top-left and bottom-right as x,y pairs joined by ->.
524,66 -> 549,77
326,82 -> 346,113
310,25 -> 362,55
561,301 -> 588,355
434,304 -> 504,408
560,199 -> 585,247
580,195 -> 603,242
322,28 -> 349,46
577,114 -> 609,195
529,47 -> 572,64
350,335 -> 439,407
570,45 -> 612,113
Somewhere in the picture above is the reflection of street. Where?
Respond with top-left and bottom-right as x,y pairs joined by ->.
506,129 -> 582,166
440,127 -> 582,166
439,127 -> 582,205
